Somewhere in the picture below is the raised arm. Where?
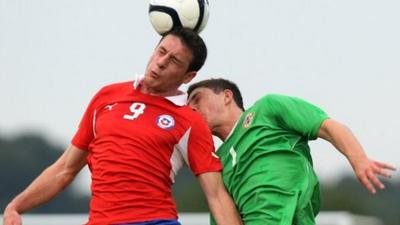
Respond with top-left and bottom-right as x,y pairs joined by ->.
197,172 -> 243,225
3,145 -> 88,225
317,118 -> 396,193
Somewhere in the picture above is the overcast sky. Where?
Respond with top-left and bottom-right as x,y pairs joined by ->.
1,0 -> 399,193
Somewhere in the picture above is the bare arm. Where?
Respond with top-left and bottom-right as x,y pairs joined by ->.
317,118 -> 396,193
3,145 -> 88,225
197,172 -> 242,225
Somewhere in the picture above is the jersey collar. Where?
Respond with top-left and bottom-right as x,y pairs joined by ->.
218,113 -> 243,151
132,74 -> 187,107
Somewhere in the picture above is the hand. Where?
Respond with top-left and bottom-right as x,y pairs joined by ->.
3,206 -> 22,225
352,159 -> 396,194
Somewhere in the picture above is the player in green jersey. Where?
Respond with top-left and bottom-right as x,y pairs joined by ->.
187,78 -> 396,225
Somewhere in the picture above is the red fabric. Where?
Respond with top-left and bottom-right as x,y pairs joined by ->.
72,81 -> 221,224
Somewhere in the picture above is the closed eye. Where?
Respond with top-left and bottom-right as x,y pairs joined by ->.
158,47 -> 167,55
171,56 -> 183,65
188,93 -> 201,105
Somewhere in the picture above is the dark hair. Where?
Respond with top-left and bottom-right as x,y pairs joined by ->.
161,27 -> 207,72
187,78 -> 245,111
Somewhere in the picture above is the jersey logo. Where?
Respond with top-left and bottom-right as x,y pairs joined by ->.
156,114 -> 175,130
243,112 -> 254,128
104,103 -> 118,111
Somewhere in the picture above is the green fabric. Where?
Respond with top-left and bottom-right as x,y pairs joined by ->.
212,94 -> 328,225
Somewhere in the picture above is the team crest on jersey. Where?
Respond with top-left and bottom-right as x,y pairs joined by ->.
156,114 -> 175,130
243,112 -> 254,128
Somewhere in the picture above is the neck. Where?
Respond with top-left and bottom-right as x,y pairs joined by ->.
140,84 -> 182,97
214,107 -> 243,142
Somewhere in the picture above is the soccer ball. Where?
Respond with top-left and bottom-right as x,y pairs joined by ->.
148,0 -> 210,35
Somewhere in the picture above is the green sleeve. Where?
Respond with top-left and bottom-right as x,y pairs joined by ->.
260,94 -> 328,140
210,215 -> 216,225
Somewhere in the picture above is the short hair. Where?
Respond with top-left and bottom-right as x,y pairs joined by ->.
187,78 -> 245,111
161,28 -> 207,72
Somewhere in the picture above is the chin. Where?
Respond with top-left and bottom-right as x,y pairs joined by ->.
206,121 -> 214,129
143,76 -> 157,86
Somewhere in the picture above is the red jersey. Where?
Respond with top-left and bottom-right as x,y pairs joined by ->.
72,78 -> 222,225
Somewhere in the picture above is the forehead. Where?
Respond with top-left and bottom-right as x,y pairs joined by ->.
158,35 -> 192,57
188,87 -> 215,100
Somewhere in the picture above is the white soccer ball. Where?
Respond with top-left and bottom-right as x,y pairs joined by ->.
149,0 -> 210,35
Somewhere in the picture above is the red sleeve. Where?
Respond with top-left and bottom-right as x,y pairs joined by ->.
187,114 -> 222,176
71,89 -> 103,150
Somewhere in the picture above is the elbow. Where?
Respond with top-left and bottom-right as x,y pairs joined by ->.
318,118 -> 346,140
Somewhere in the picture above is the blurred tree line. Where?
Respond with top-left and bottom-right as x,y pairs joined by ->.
0,133 -> 399,225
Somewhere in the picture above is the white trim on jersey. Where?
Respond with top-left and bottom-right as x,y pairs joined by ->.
217,114 -> 242,152
133,74 -> 188,106
171,127 -> 192,182
92,109 -> 97,138
165,94 -> 187,106
169,147 -> 184,183
133,74 -> 143,89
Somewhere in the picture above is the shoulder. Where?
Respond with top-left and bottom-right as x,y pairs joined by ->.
251,94 -> 311,117
180,106 -> 206,120
258,93 -> 294,102
97,81 -> 133,95
256,93 -> 311,106
253,93 -> 290,108
178,106 -> 209,127
254,93 -> 326,118
87,81 -> 133,108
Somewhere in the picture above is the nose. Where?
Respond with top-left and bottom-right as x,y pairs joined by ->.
156,55 -> 168,69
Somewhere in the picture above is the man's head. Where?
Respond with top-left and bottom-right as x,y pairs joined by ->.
161,28 -> 208,72
143,28 -> 207,96
187,78 -> 244,135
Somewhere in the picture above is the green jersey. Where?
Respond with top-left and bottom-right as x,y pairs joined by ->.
212,94 -> 328,225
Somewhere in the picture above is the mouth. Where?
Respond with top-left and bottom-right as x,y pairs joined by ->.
150,70 -> 159,79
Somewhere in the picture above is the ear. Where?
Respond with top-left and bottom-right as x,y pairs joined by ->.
183,71 -> 197,84
223,89 -> 234,105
